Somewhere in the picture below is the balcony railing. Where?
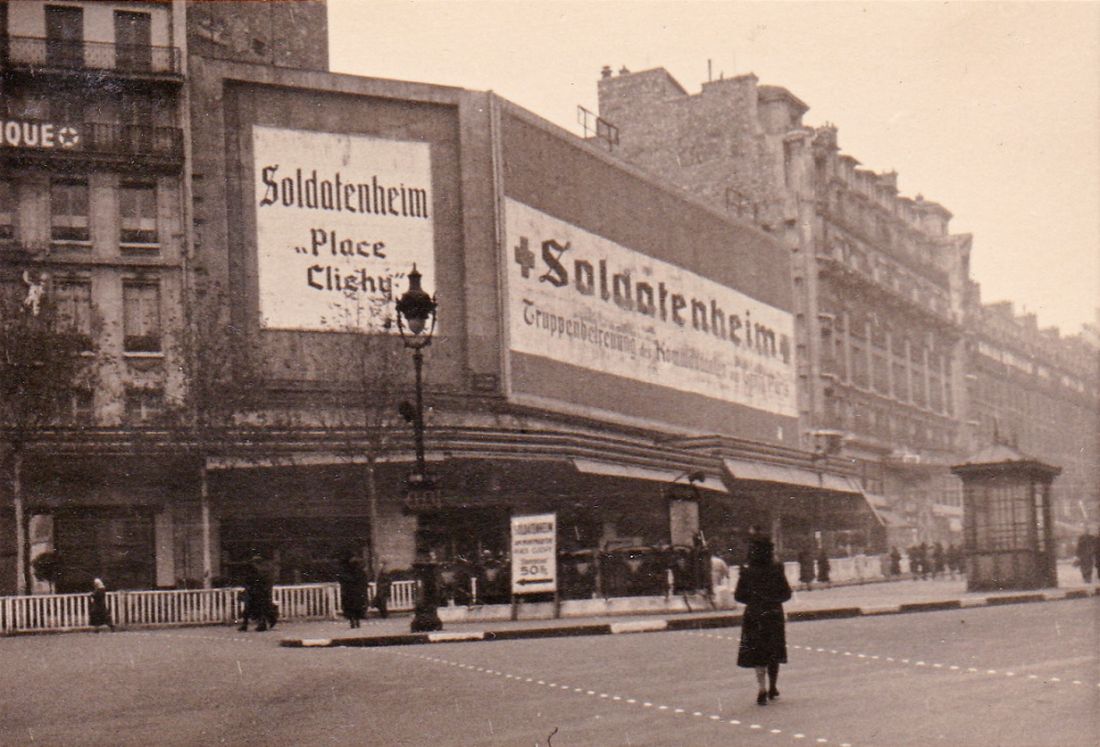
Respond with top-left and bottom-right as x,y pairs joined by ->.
1,119 -> 182,161
1,36 -> 181,77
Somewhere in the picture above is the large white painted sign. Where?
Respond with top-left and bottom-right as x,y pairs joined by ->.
252,125 -> 435,332
505,198 -> 797,417
511,513 -> 557,595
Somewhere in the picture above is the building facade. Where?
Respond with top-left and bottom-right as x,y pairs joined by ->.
1,0 -> 188,592
597,67 -> 974,546
2,2 -> 875,596
963,287 -> 1100,541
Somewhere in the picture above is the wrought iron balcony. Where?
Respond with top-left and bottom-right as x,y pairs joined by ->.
1,35 -> 182,78
1,119 -> 182,163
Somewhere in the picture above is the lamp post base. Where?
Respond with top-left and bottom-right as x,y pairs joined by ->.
410,603 -> 443,632
409,560 -> 443,632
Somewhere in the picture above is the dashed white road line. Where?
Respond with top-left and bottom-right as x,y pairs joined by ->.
684,631 -> 1098,689
389,649 -> 849,744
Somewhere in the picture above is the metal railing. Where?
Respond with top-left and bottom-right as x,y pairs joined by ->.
0,580 -> 419,635
2,36 -> 181,76
0,120 -> 183,160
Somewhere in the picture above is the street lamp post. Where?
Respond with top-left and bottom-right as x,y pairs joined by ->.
810,430 -> 846,555
395,264 -> 442,632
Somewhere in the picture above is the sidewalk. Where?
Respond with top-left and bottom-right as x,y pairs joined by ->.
280,561 -> 1099,649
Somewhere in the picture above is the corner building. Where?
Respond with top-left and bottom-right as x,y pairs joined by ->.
1,0 -> 188,592
187,60 -> 873,584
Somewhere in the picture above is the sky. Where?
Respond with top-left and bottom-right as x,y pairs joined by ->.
327,1 -> 1100,336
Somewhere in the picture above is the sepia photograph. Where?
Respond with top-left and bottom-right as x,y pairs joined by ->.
1,1 -> 1097,745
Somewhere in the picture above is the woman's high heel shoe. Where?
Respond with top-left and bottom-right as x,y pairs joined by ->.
757,691 -> 768,706
768,687 -> 780,700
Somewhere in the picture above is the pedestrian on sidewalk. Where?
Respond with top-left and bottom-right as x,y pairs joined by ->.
932,542 -> 946,580
88,577 -> 114,632
1075,530 -> 1095,584
373,561 -> 391,619
815,547 -> 831,585
338,554 -> 368,628
735,537 -> 792,706
239,555 -> 276,632
946,544 -> 961,579
797,545 -> 815,591
888,546 -> 902,577
709,550 -> 731,608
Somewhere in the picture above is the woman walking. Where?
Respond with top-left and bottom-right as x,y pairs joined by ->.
735,537 -> 792,705
338,555 -> 368,628
89,578 -> 113,632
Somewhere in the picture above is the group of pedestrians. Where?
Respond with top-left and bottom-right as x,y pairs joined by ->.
238,556 -> 278,632
903,542 -> 963,580
1074,529 -> 1100,583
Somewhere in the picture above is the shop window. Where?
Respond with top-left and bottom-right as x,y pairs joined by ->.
55,278 -> 93,349
124,387 -> 164,424
122,280 -> 160,352
119,182 -> 158,248
50,178 -> 90,243
53,509 -> 154,592
0,180 -> 13,240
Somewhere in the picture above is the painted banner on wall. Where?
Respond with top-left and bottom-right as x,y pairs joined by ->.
504,198 -> 797,417
252,125 -> 435,332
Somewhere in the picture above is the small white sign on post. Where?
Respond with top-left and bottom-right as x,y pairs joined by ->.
510,513 -> 557,595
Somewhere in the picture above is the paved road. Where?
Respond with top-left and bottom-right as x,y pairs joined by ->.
1,598 -> 1096,746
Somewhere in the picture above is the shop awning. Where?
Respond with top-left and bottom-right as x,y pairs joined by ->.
859,493 -> 917,528
721,457 -> 861,495
572,458 -> 728,493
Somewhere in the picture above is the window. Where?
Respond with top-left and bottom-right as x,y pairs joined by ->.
55,278 -> 93,348
53,510 -> 154,592
122,280 -> 160,352
57,389 -> 94,424
114,11 -> 152,71
119,182 -> 158,247
45,5 -> 84,69
124,387 -> 165,424
50,97 -> 85,126
0,180 -> 13,240
851,338 -> 868,389
50,179 -> 89,243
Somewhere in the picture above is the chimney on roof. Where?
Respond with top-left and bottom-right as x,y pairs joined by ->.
601,65 -> 612,79
619,65 -> 630,75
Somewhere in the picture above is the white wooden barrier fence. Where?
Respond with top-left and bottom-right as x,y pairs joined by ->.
1,580 -> 420,635
4,555 -> 904,635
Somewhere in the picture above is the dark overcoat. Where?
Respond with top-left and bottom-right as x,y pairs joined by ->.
734,563 -> 792,668
89,588 -> 111,628
797,550 -> 815,584
338,561 -> 369,619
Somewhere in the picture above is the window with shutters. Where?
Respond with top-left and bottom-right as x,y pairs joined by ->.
119,182 -> 158,249
51,178 -> 90,243
55,278 -> 93,349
